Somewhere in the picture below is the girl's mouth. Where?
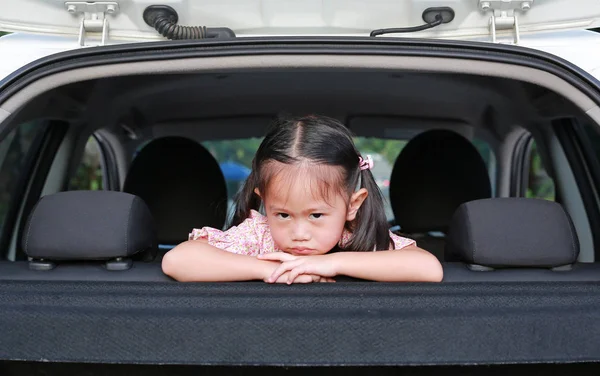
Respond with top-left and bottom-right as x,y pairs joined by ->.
290,248 -> 314,255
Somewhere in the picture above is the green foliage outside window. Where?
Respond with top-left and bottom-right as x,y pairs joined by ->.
526,142 -> 555,201
203,138 -> 263,168
68,137 -> 104,191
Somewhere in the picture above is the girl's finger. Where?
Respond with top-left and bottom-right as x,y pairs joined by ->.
288,272 -> 318,284
269,260 -> 303,282
276,274 -> 310,284
273,273 -> 289,284
295,275 -> 315,284
257,252 -> 279,260
319,277 -> 335,283
274,272 -> 310,284
287,265 -> 309,284
258,252 -> 295,262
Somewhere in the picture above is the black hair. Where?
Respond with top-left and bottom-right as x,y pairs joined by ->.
231,114 -> 391,251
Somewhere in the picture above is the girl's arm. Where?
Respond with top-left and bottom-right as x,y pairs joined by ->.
162,240 -> 273,282
259,246 -> 443,283
329,246 -> 443,282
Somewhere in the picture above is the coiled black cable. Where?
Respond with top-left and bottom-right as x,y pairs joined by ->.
151,14 -> 207,39
143,5 -> 235,40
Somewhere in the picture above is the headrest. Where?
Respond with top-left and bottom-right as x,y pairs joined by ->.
390,129 -> 491,233
123,137 -> 227,245
446,198 -> 579,268
23,191 -> 156,267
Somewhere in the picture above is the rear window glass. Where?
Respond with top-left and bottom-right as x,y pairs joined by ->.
202,136 -> 495,222
202,138 -> 262,203
68,136 -> 104,191
0,121 -> 46,232
526,140 -> 555,201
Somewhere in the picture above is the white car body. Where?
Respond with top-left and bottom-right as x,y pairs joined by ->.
1,0 -> 600,80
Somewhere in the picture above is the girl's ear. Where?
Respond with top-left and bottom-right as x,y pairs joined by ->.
346,188 -> 368,221
254,188 -> 262,198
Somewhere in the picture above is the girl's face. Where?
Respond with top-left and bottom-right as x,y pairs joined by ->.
258,163 -> 367,256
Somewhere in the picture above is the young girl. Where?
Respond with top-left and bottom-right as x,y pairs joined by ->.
162,115 -> 443,283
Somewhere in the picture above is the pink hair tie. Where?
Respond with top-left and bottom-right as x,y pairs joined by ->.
359,155 -> 374,170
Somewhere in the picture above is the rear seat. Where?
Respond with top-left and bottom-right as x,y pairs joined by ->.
123,136 -> 228,256
442,197 -> 600,282
389,129 -> 492,261
0,190 -> 171,282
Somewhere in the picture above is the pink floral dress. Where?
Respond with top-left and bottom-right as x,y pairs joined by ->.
188,210 -> 415,256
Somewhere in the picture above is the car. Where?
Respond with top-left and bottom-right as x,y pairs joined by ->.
2,0 -> 600,375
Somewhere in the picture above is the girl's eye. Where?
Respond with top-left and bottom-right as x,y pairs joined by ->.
310,213 -> 323,219
277,213 -> 290,219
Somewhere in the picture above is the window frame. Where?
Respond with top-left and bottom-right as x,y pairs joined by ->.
510,132 -> 533,197
566,118 -> 600,262
512,132 -> 559,202
0,120 -> 67,260
95,132 -> 120,191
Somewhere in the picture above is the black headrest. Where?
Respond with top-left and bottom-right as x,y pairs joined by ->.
446,198 -> 579,268
390,129 -> 491,233
123,137 -> 227,245
23,191 -> 156,263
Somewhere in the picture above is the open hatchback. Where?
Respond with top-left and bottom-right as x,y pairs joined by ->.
3,0 -> 600,375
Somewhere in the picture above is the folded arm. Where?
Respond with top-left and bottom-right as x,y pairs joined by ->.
162,240 -> 334,283
330,246 -> 443,282
259,246 -> 443,283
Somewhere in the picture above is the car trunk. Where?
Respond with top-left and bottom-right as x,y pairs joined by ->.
1,38 -> 600,371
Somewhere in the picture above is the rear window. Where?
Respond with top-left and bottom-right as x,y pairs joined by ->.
0,121 -> 46,232
202,138 -> 262,202
525,140 -> 555,201
202,136 -> 495,222
68,136 -> 105,191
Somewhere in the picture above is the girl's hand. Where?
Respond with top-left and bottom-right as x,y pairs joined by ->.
258,252 -> 337,284
270,271 -> 335,284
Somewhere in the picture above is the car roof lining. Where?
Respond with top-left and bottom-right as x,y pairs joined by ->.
0,54 -> 598,140
89,70 -> 533,136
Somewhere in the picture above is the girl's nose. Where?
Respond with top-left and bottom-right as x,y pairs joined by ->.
291,222 -> 310,241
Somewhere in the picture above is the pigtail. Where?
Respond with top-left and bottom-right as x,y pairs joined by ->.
229,166 -> 261,228
344,168 -> 392,251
